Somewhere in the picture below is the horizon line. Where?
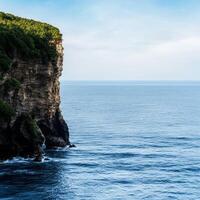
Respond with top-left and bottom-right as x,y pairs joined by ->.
60,80 -> 200,82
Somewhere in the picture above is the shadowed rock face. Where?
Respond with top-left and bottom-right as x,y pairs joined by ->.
0,41 -> 70,160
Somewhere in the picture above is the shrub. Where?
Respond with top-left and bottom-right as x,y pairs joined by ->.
4,78 -> 21,90
0,52 -> 12,72
0,99 -> 15,120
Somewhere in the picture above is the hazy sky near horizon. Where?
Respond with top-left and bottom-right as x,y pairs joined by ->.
1,0 -> 200,80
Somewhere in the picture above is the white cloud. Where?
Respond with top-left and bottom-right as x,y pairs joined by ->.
63,35 -> 200,80
58,0 -> 200,80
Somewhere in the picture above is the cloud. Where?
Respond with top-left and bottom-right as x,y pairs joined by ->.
61,1 -> 200,80
63,35 -> 200,80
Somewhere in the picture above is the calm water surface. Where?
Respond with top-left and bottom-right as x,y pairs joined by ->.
1,81 -> 200,200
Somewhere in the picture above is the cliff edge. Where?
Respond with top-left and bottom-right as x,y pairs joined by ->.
0,12 -> 70,161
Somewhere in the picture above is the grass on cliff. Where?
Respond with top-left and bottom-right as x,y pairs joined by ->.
0,11 -> 62,71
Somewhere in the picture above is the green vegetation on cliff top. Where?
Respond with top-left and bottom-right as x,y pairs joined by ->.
0,11 -> 62,71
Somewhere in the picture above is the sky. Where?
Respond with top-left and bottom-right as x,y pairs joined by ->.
1,0 -> 200,80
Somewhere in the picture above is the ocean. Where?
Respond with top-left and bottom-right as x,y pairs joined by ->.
0,81 -> 200,200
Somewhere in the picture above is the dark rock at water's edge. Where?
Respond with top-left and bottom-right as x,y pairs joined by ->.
0,12 -> 70,161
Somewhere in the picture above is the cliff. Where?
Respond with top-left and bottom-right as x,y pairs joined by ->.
0,12 -> 70,161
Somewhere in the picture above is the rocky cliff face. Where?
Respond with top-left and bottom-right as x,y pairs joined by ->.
0,14 -> 70,160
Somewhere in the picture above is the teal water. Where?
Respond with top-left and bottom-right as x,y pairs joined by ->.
0,81 -> 200,200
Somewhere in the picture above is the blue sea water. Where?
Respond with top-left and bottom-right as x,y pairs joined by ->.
0,81 -> 200,200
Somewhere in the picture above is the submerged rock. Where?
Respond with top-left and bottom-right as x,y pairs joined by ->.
0,12 -> 70,160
